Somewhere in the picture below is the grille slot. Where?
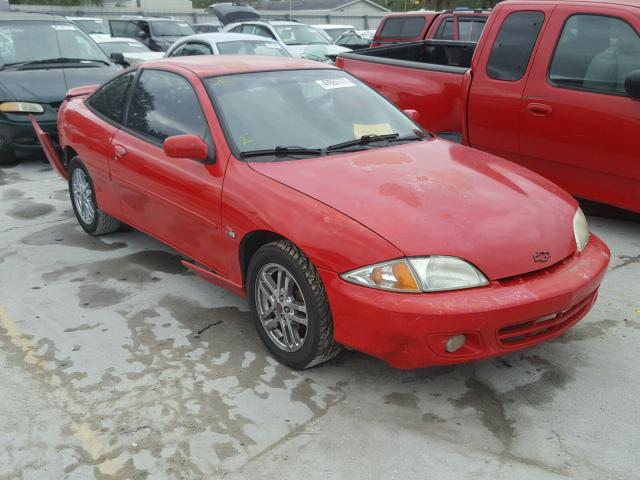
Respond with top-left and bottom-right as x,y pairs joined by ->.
497,292 -> 597,347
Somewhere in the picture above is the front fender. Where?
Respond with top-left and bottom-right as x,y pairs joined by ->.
221,158 -> 403,287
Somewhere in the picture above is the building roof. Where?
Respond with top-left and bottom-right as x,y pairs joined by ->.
256,0 -> 389,12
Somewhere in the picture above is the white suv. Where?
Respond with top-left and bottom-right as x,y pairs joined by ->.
222,20 -> 351,62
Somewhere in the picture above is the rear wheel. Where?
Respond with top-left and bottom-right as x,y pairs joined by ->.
247,240 -> 342,370
68,157 -> 120,235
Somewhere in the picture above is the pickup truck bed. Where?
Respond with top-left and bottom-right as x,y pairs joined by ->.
339,40 -> 475,136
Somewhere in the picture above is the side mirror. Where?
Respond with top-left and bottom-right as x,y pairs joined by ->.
110,52 -> 126,66
403,109 -> 420,122
164,134 -> 208,161
138,30 -> 148,39
625,70 -> 640,99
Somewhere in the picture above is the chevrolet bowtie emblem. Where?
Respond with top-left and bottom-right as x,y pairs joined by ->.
533,251 -> 551,263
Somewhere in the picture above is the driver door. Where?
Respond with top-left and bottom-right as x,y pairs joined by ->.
109,68 -> 226,273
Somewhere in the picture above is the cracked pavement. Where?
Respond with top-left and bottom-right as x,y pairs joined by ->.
0,160 -> 639,479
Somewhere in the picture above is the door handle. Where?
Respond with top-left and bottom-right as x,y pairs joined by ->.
113,144 -> 128,159
527,102 -> 553,117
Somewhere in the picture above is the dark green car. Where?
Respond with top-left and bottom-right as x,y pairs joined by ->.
0,12 -> 120,165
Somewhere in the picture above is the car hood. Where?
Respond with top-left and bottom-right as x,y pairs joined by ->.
287,44 -> 351,60
122,51 -> 165,64
0,66 -> 119,104
248,139 -> 579,280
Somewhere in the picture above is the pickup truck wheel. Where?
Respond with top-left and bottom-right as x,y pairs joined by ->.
68,157 -> 120,236
247,240 -> 342,370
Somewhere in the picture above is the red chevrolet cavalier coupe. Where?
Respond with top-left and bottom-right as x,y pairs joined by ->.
33,56 -> 610,370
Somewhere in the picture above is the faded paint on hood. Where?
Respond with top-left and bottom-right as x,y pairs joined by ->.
248,138 -> 579,280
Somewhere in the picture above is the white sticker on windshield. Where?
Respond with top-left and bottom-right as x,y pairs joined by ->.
93,20 -> 103,24
179,23 -> 189,27
52,25 -> 76,31
316,78 -> 356,90
265,43 -> 282,49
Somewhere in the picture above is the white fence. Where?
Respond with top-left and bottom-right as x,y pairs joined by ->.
10,4 -> 386,30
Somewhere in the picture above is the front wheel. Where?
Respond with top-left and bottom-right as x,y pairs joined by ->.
68,157 -> 120,235
247,240 -> 342,370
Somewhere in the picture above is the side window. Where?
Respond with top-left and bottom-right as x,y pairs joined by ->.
230,25 -> 244,34
549,15 -> 640,95
487,11 -> 544,81
126,70 -> 207,143
379,17 -> 425,39
87,71 -> 136,124
180,42 -> 212,56
435,18 -> 455,40
252,25 -> 275,39
168,43 -> 186,57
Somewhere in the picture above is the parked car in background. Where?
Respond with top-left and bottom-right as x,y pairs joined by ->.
334,29 -> 374,50
33,56 -> 610,370
109,16 -> 195,51
223,19 -> 350,62
370,9 -> 490,47
339,0 -> 640,213
313,24 -> 356,42
0,12 -> 119,165
192,22 -> 222,34
66,16 -> 111,41
96,37 -> 164,66
165,33 -> 290,58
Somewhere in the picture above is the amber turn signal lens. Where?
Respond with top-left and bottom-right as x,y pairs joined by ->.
391,262 -> 419,290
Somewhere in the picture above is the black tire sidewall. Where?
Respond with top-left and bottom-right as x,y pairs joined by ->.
68,157 -> 100,234
247,244 -> 324,370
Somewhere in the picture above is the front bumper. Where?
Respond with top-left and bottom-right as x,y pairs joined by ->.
320,234 -> 611,369
0,116 -> 58,153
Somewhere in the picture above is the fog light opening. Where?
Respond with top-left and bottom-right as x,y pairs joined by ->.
445,334 -> 466,353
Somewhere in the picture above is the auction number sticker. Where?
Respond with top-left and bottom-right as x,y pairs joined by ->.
52,25 -> 76,30
316,78 -> 356,90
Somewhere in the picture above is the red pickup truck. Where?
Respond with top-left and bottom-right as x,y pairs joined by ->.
370,9 -> 491,48
338,0 -> 640,213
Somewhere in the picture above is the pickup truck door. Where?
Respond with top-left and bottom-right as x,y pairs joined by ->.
467,6 -> 551,161
519,4 -> 640,211
109,68 -> 227,274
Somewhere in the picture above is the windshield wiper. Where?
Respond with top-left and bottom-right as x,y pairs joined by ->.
240,146 -> 323,160
3,57 -> 110,69
327,133 -> 426,152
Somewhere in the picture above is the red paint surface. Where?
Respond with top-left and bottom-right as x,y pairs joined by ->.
37,56 -> 611,369
340,0 -> 640,213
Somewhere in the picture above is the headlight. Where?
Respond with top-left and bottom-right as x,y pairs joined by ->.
341,256 -> 488,293
0,102 -> 44,113
573,207 -> 590,252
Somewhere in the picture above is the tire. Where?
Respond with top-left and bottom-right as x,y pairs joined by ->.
68,157 -> 120,236
247,240 -> 342,370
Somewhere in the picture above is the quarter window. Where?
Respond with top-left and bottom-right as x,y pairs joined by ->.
487,11 -> 544,81
549,15 -> 640,95
435,18 -> 455,40
178,42 -> 212,56
87,71 -> 136,124
126,70 -> 207,143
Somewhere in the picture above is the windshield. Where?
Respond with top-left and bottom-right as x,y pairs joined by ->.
100,41 -> 150,55
273,25 -> 330,45
216,40 -> 289,56
206,70 -> 421,158
0,21 -> 109,66
150,21 -> 194,37
73,19 -> 110,35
